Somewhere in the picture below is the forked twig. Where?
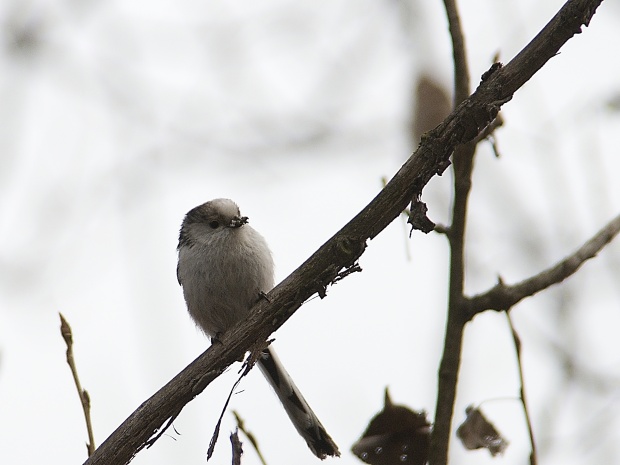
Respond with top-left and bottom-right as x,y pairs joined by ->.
467,213 -> 620,317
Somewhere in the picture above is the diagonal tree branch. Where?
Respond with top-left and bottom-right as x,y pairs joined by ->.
83,1 -> 604,463
466,213 -> 620,318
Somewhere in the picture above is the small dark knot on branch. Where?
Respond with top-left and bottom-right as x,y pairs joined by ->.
480,62 -> 503,83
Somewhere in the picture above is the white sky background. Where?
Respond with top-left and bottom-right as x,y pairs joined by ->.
1,1 -> 620,464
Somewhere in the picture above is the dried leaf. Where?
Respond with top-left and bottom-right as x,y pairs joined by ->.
456,405 -> 508,456
352,388 -> 431,465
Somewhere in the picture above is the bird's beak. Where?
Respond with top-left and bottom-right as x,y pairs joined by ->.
229,216 -> 249,228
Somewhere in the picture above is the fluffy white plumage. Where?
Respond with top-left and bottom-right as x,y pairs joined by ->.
177,198 -> 339,459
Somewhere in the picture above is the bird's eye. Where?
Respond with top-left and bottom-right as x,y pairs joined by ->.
209,221 -> 220,229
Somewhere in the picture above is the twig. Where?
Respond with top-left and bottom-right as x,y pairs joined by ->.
207,366 -> 251,459
471,114 -> 504,147
59,313 -> 96,456
207,347 -> 266,459
443,0 -> 470,105
145,410 -> 182,449
466,213 -> 620,317
506,312 -> 538,465
230,429 -> 243,465
233,411 -> 269,465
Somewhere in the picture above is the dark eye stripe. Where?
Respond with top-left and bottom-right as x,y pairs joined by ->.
209,221 -> 220,229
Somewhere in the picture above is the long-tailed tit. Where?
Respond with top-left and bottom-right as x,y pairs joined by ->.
177,198 -> 339,459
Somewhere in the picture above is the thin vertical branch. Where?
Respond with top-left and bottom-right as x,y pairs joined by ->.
506,312 -> 538,465
230,429 -> 243,465
60,313 -> 96,456
429,0 -> 474,464
443,0 -> 470,105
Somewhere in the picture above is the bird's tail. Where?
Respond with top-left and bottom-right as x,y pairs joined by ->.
257,347 -> 340,459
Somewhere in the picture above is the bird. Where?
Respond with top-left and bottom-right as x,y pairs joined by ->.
177,198 -> 339,459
